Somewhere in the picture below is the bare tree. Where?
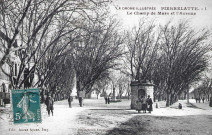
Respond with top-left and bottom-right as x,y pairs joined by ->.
126,19 -> 160,82
72,16 -> 125,95
125,19 -> 211,106
117,74 -> 128,99
92,72 -> 110,99
158,20 -> 211,106
194,76 -> 212,101
0,0 -> 108,90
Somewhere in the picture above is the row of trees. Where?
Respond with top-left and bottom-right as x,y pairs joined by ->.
0,0 -> 124,101
193,76 -> 212,101
90,70 -> 130,100
125,20 -> 211,106
1,1 -> 211,106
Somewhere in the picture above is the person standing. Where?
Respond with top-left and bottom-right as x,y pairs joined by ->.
141,96 -> 147,113
107,93 -> 111,104
104,92 -> 108,104
202,97 -> 205,103
68,95 -> 73,108
136,97 -> 142,113
78,91 -> 83,107
45,95 -> 54,116
147,95 -> 153,113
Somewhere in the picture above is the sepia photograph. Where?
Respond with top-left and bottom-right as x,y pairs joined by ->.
0,0 -> 212,135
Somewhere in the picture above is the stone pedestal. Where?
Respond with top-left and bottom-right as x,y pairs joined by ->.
130,81 -> 154,109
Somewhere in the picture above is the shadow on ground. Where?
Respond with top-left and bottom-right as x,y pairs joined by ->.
90,109 -> 132,110
104,115 -> 212,135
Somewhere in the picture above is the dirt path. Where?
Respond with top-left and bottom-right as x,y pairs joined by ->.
1,98 -> 212,135
74,99 -> 212,135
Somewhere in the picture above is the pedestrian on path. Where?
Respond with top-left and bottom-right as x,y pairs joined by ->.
141,96 -> 147,113
202,97 -> 205,103
78,91 -> 83,107
45,95 -> 54,116
107,93 -> 111,104
147,95 -> 153,113
136,97 -> 142,113
68,95 -> 73,108
104,92 -> 108,104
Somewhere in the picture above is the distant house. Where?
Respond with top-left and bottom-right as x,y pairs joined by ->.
0,52 -> 12,105
0,50 -> 23,105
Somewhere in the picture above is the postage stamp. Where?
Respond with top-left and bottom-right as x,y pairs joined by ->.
11,88 -> 41,124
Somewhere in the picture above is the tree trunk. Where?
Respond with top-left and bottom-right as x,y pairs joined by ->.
112,87 -> 116,100
158,94 -> 161,101
187,88 -> 189,104
170,94 -> 174,105
210,97 -> 212,107
184,92 -> 187,100
166,93 -> 170,107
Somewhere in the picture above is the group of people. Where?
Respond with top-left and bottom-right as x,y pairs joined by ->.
136,95 -> 153,113
195,97 -> 205,103
45,94 -> 153,116
45,95 -> 74,116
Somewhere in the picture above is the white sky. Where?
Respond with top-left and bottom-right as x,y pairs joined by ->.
109,0 -> 212,30
108,0 -> 212,89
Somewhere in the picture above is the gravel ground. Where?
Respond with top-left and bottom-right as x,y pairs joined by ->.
74,108 -> 212,135
106,115 -> 212,135
74,99 -> 212,135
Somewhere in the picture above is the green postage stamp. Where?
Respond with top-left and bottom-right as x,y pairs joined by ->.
11,88 -> 41,124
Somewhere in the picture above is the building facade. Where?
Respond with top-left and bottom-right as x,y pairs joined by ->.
130,81 -> 154,109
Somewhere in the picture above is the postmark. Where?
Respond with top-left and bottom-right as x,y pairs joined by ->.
11,88 -> 41,124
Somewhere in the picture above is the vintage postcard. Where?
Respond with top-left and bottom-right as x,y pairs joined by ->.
0,0 -> 212,135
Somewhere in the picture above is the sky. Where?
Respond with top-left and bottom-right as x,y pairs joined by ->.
109,0 -> 212,30
108,0 -> 212,90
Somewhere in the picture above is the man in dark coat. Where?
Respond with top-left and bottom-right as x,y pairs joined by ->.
147,95 -> 153,113
202,97 -> 205,103
104,92 -> 108,104
45,95 -> 54,116
107,93 -> 111,104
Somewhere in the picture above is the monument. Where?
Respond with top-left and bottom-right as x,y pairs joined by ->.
130,80 -> 154,109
